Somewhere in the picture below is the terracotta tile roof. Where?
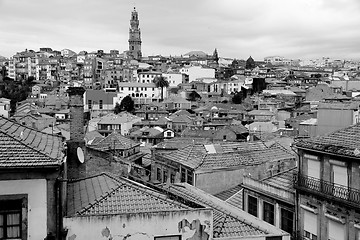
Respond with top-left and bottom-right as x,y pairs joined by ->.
67,173 -> 191,216
168,183 -> 287,238
224,189 -> 243,209
98,112 -> 141,125
0,116 -> 63,168
294,123 -> 360,158
88,131 -> 139,151
161,142 -> 294,170
262,167 -> 297,191
129,126 -> 162,138
214,184 -> 243,201
247,110 -> 274,116
154,137 -> 212,150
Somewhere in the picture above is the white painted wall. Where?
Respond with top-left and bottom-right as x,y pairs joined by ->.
0,179 -> 47,240
163,73 -> 184,87
180,66 -> 215,82
64,209 -> 212,240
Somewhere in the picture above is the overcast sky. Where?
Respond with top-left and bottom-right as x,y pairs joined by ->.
1,0 -> 359,60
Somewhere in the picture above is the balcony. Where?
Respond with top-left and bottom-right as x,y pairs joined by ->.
294,174 -> 360,209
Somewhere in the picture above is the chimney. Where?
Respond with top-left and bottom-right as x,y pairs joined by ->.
66,87 -> 86,179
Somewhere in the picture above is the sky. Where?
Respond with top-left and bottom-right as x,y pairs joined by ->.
0,0 -> 360,60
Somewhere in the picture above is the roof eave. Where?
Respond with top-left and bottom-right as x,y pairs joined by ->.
295,145 -> 360,160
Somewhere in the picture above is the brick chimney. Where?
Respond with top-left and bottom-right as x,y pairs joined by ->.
66,87 -> 86,179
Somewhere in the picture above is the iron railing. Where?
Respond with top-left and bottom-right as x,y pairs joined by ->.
294,173 -> 360,208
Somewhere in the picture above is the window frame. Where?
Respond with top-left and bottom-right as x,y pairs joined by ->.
0,195 -> 27,240
280,207 -> 294,234
248,195 -> 258,217
263,201 -> 275,225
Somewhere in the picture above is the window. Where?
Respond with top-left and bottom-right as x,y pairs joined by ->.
305,154 -> 320,179
304,210 -> 318,240
163,170 -> 168,183
88,100 -> 92,110
248,195 -> 258,217
0,199 -> 23,239
99,100 -> 103,110
187,170 -> 193,185
328,219 -> 345,240
263,201 -> 275,225
170,173 -> 175,183
281,208 -> 294,234
166,131 -> 172,137
331,162 -> 348,187
180,168 -> 186,182
157,168 -> 161,182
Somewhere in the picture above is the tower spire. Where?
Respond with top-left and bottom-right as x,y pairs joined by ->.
128,7 -> 142,60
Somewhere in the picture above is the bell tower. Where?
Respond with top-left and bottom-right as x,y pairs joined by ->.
128,7 -> 142,60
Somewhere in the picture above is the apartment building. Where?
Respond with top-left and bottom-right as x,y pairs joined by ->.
118,82 -> 162,104
180,65 -> 215,82
294,123 -> 360,240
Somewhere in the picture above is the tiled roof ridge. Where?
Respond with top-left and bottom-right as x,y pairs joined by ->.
67,172 -> 107,183
185,143 -> 197,163
77,185 -> 120,215
0,116 -> 62,161
194,154 -> 208,170
268,141 -> 296,156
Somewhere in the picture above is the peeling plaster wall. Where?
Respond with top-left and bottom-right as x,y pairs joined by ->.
0,179 -> 47,240
64,209 -> 212,240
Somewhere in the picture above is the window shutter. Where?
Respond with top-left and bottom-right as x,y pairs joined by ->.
333,165 -> 348,187
304,210 -> 317,236
308,159 -> 320,179
328,220 -> 345,240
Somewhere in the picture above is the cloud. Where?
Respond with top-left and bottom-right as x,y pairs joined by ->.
0,0 -> 359,60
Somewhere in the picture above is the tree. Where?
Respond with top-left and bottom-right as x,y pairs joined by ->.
153,76 -> 169,101
245,56 -> 256,70
232,91 -> 243,104
187,90 -> 201,102
115,95 -> 135,113
114,102 -> 122,114
213,48 -> 219,64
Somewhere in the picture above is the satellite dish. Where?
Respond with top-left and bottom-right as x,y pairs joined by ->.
77,147 -> 85,163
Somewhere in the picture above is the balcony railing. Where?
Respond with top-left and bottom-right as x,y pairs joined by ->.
294,174 -> 360,208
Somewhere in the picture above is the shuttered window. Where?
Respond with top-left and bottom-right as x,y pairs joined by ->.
304,210 -> 318,239
308,159 -> 320,179
328,220 -> 345,240
332,165 -> 348,188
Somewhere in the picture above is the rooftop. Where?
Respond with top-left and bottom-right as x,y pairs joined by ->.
88,131 -> 139,151
161,142 -> 295,171
98,112 -> 141,125
66,173 -> 192,216
0,116 -> 63,168
295,123 -> 360,158
167,183 -> 288,238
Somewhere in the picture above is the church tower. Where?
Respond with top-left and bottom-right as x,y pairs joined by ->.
128,7 -> 142,60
